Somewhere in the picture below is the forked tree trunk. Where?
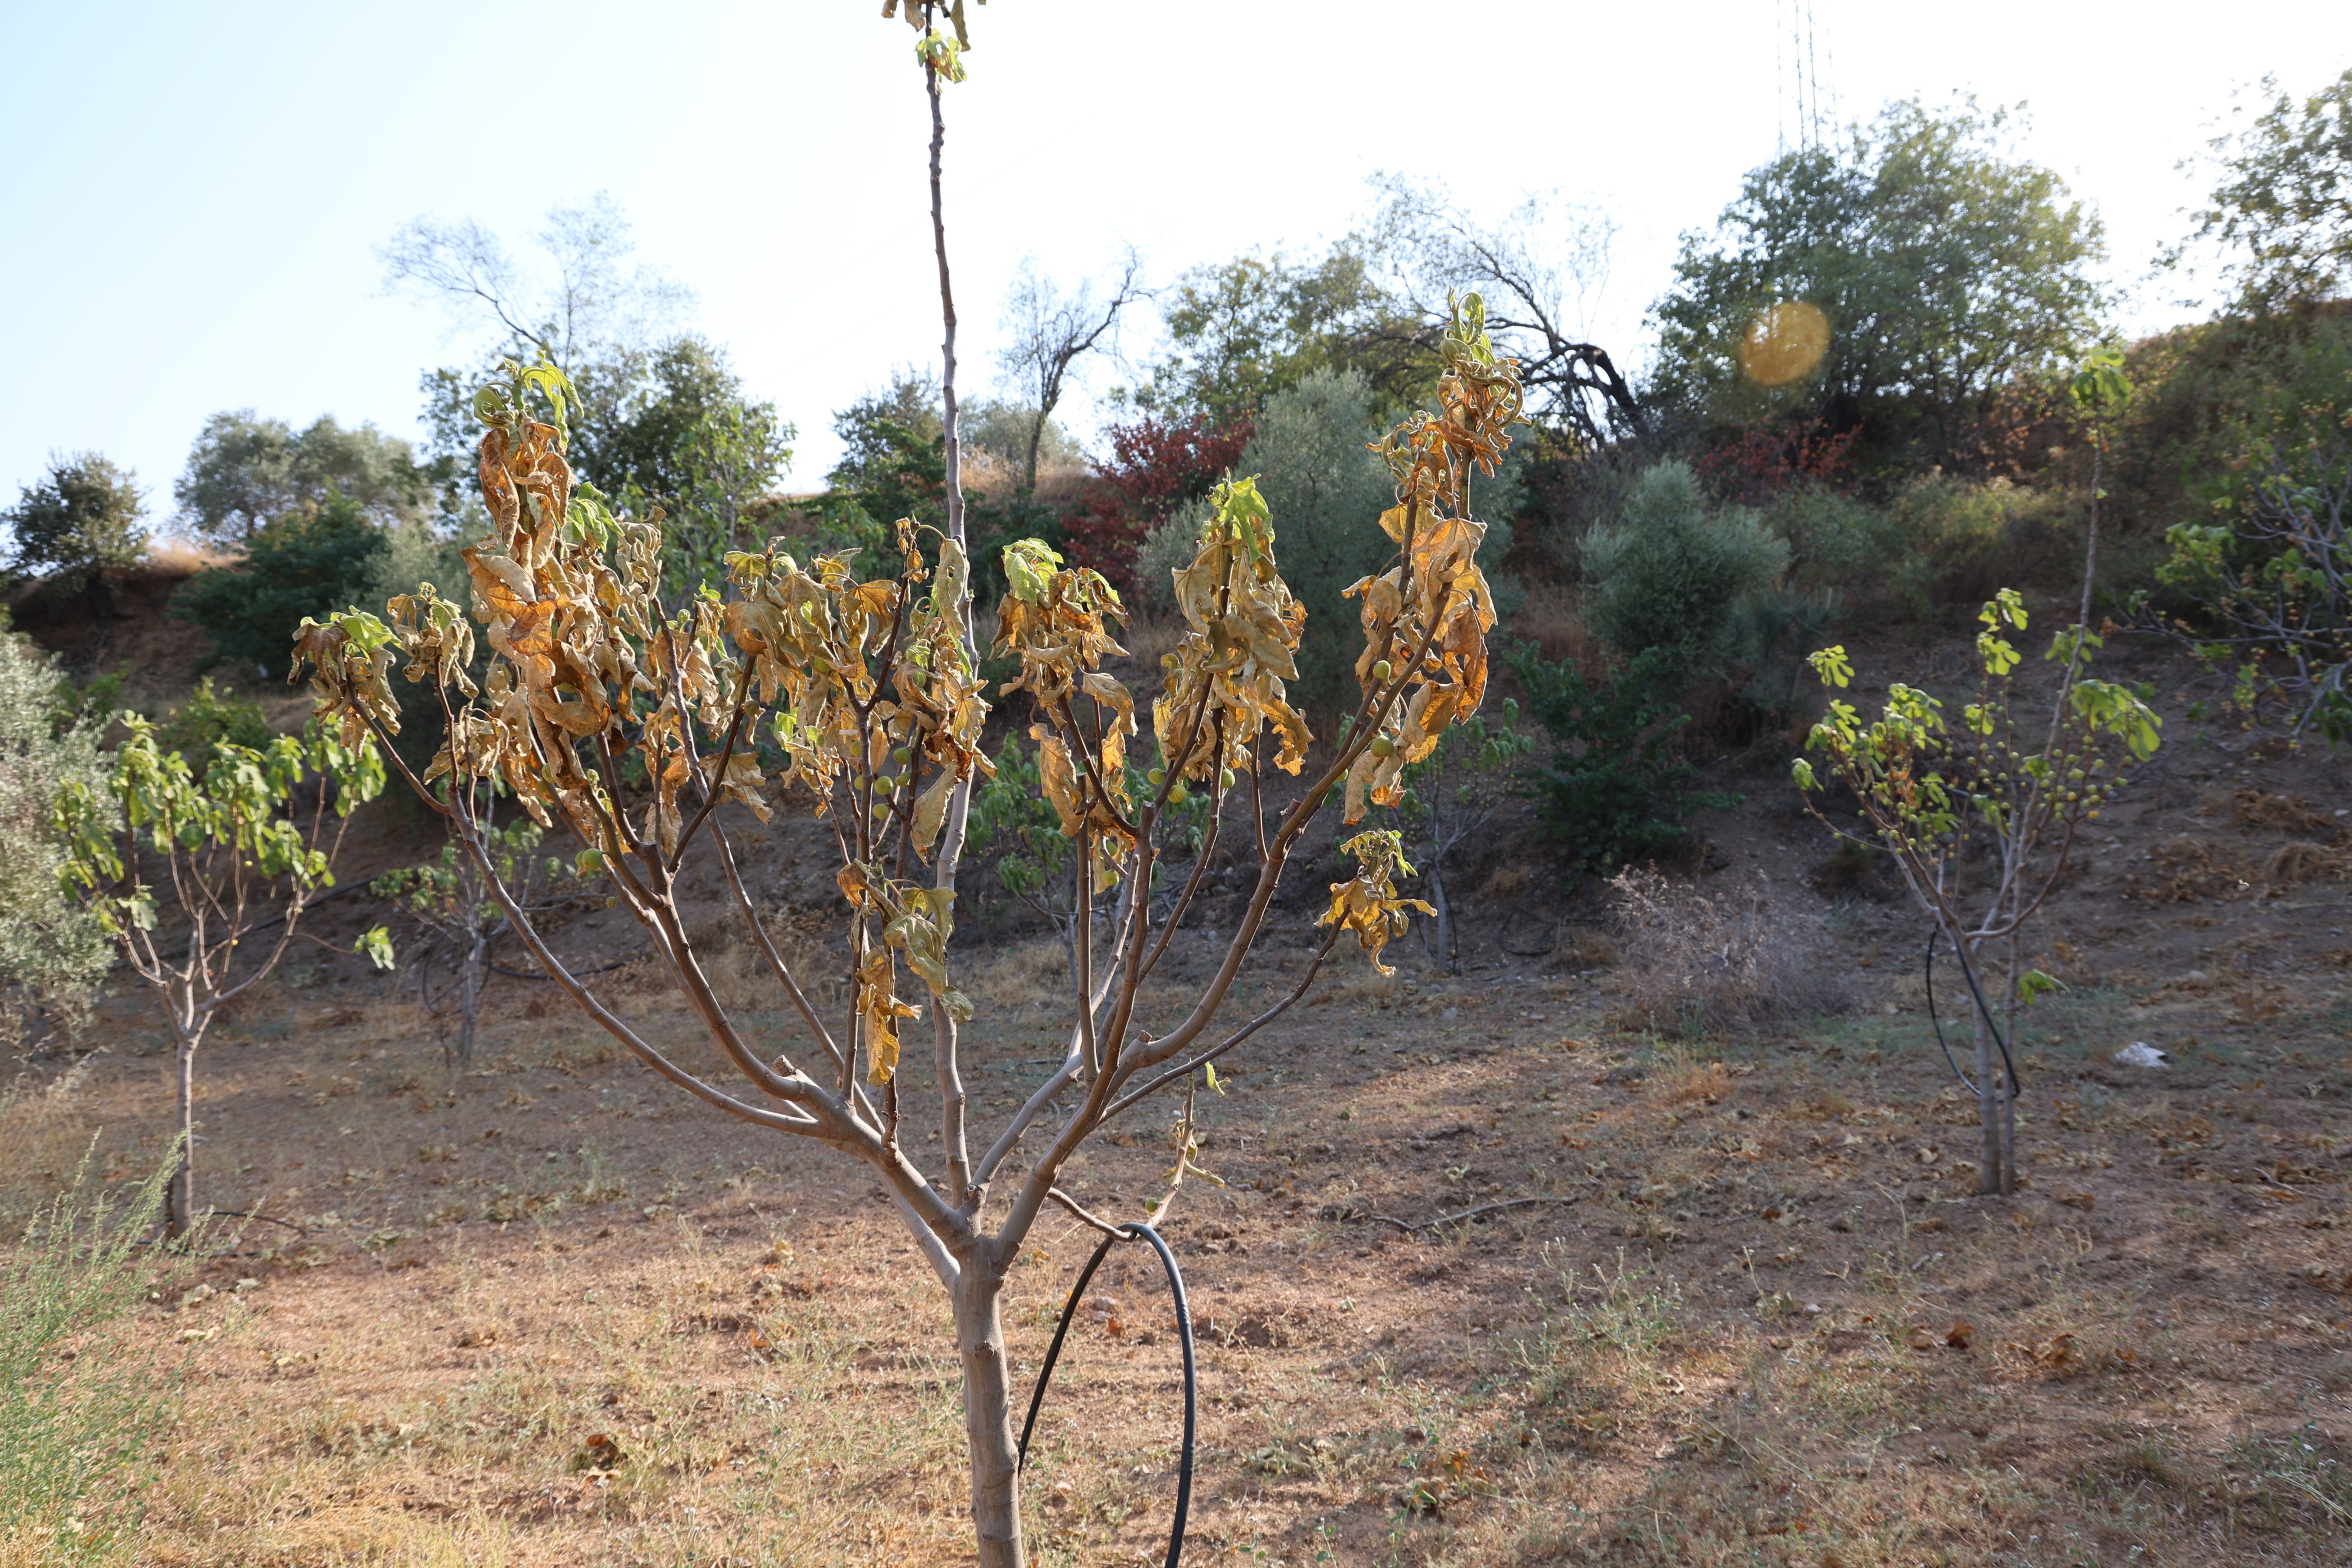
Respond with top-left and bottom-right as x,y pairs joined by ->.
1964,940 -> 2015,1197
166,1024 -> 203,1239
953,1263 -> 1024,1567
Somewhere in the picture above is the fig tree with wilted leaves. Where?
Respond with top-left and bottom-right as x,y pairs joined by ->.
292,9 -> 1518,1559
296,293 -> 1517,1560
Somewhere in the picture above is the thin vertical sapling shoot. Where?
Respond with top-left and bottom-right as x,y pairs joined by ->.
295,293 -> 1521,1564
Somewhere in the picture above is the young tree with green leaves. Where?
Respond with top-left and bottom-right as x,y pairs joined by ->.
1794,590 -> 2161,1195
2139,405 -> 2352,740
1507,643 -> 1738,877
55,719 -> 385,1239
373,812 -> 589,1067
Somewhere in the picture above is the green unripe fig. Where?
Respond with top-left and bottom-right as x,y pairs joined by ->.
1372,659 -> 1394,684
892,745 -> 913,765
1220,767 -> 1237,790
1167,782 -> 1190,805
1147,767 -> 1167,786
1371,735 -> 1396,758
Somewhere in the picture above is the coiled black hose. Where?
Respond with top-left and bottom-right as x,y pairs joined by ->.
1018,1221 -> 1196,1568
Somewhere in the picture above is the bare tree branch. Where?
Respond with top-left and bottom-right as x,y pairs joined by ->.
997,251 -> 1145,495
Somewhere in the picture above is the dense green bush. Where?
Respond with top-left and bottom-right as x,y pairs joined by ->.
1580,460 -> 1785,661
1131,499 -> 1208,618
152,678 -> 274,755
1764,485 -> 1893,587
1880,473 -> 2080,607
2,455 -> 146,586
2140,394 -> 2352,738
1507,644 -> 1740,876
173,495 -> 386,678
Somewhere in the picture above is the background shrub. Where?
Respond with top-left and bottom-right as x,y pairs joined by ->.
1580,460 -> 1786,662
1764,484 -> 1893,589
1507,643 -> 1740,876
1235,368 -> 1399,714
172,494 -> 387,679
0,635 -> 110,1048
1606,868 -> 1853,1035
1880,472 -> 2080,609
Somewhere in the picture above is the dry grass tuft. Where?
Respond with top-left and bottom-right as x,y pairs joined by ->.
1606,870 -> 1852,1036
961,934 -> 1073,1014
2233,786 -> 2338,837
141,536 -> 237,575
2264,839 -> 2349,886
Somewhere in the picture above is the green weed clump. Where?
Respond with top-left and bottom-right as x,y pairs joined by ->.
1,1147 -> 179,1566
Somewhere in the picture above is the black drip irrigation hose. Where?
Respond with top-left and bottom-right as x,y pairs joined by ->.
1922,926 -> 2023,1101
1018,1221 -> 1196,1568
486,957 -> 634,982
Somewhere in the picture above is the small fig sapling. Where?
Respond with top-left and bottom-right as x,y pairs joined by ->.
1794,586 -> 2160,1195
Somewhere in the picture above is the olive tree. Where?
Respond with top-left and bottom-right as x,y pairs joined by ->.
0,634 -> 111,1046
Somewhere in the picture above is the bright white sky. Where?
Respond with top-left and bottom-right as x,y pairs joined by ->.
0,2 -> 2336,522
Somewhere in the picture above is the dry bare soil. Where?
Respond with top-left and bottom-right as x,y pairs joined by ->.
7,628 -> 2352,1567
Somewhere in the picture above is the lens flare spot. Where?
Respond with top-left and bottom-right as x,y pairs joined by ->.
1740,302 -> 1829,387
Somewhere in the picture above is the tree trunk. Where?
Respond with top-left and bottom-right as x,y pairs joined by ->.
1971,992 -> 2003,1196
166,1025 -> 200,1239
953,1264 -> 1024,1567
459,928 -> 486,1068
1426,851 -> 1457,975
2079,445 -> 2102,630
1998,935 -> 2021,1197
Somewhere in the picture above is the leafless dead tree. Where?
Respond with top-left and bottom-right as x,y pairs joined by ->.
996,250 -> 1145,496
